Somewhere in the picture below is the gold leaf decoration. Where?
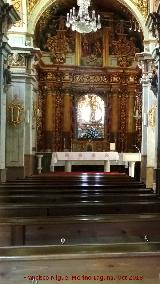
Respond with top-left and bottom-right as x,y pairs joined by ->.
130,0 -> 149,18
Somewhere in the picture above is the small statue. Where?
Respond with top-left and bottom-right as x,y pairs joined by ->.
150,69 -> 158,96
3,66 -> 12,85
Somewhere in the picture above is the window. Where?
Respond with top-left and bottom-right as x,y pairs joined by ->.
77,94 -> 105,139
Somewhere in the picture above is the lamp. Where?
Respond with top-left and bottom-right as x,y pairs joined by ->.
66,0 -> 101,33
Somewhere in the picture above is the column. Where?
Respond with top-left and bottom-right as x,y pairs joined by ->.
128,93 -> 135,149
6,52 -> 32,180
148,12 -> 160,193
45,88 -> 54,151
104,160 -> 110,172
65,161 -> 72,172
0,1 -> 20,182
103,27 -> 110,66
0,43 -> 8,182
63,92 -> 72,151
111,92 -> 119,143
141,77 -> 149,184
24,54 -> 38,177
156,49 -> 160,193
135,52 -> 153,186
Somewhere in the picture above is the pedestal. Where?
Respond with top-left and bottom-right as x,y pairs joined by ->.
129,161 -> 135,178
104,160 -> 110,172
36,155 -> 43,174
50,164 -> 55,172
65,161 -> 72,172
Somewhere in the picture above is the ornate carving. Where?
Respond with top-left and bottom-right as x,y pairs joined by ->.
47,32 -> 69,64
119,87 -> 128,151
11,0 -> 22,27
148,105 -> 157,128
72,139 -> 109,152
135,90 -> 142,146
71,73 -> 110,84
27,0 -> 40,14
130,0 -> 149,18
112,37 -> 139,67
46,17 -> 75,64
55,92 -> 64,151
8,53 -> 25,67
153,0 -> 160,12
37,66 -> 141,152
8,96 -> 24,127
37,88 -> 45,151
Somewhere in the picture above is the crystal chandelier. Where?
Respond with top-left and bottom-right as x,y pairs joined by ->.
66,0 -> 101,33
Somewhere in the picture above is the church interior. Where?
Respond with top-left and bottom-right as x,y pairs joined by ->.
1,0 -> 160,283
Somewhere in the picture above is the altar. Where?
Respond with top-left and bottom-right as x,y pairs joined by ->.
36,152 -> 141,177
50,152 -> 119,172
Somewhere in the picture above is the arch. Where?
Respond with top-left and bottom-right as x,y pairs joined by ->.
27,0 -> 149,40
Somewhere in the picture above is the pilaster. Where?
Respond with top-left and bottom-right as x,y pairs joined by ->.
147,10 -> 160,193
135,52 -> 155,186
0,0 -> 20,182
5,50 -> 38,179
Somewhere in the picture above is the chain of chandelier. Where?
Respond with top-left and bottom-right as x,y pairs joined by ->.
66,0 -> 101,33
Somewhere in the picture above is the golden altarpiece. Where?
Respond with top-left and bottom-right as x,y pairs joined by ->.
34,11 -> 143,153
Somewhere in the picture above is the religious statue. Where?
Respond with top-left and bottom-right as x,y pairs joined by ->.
150,69 -> 158,96
3,66 -> 12,85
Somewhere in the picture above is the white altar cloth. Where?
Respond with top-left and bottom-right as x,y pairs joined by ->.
50,152 -> 119,172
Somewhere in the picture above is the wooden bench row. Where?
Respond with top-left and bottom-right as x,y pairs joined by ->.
0,214 -> 160,246
0,193 -> 157,202
0,199 -> 160,217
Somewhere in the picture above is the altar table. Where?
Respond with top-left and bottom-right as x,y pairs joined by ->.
50,152 -> 119,172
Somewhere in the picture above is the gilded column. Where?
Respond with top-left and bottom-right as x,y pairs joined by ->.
111,92 -> 119,149
75,32 -> 81,66
111,93 -> 119,133
45,88 -> 54,151
63,92 -> 72,150
103,27 -> 110,67
128,93 -> 135,150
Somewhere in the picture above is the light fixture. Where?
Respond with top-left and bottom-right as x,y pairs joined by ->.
66,0 -> 101,33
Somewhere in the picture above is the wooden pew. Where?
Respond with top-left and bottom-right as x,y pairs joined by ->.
0,214 -> 160,246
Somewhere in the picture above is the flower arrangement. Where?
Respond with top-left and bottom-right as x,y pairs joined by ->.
82,126 -> 101,139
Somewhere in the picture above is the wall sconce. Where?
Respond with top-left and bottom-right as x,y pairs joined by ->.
8,96 -> 24,127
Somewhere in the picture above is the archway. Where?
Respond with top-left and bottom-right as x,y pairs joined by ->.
27,0 -> 149,40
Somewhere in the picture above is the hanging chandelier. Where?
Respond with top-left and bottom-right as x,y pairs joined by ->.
66,0 -> 101,33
